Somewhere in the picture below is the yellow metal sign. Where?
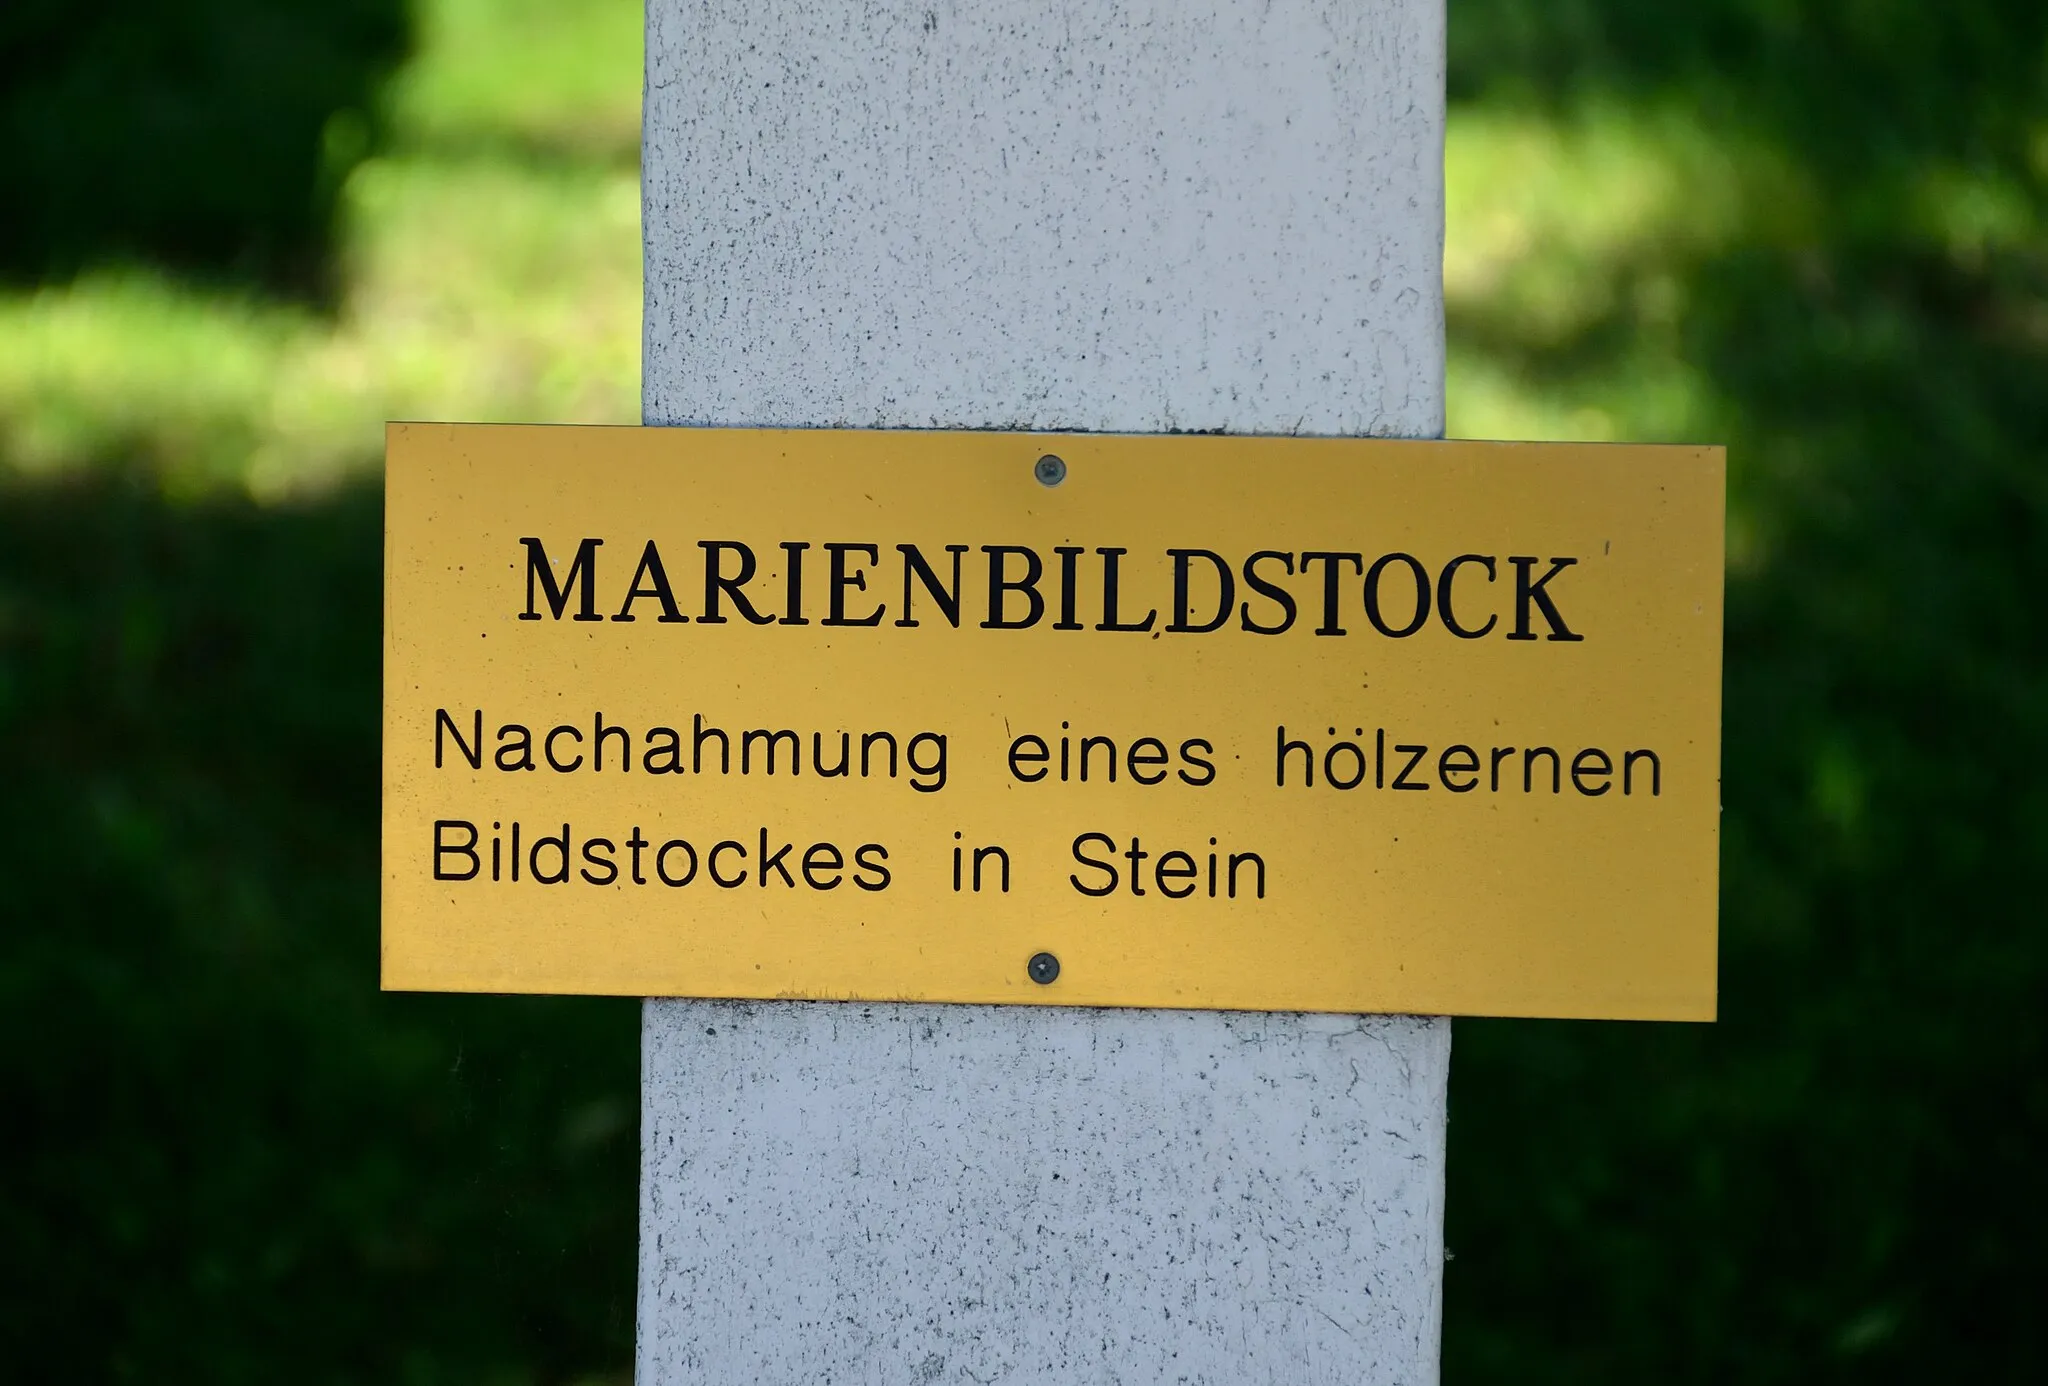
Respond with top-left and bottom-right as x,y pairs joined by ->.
382,424 -> 1722,1019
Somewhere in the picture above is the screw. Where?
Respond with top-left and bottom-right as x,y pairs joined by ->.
1027,952 -> 1061,985
1034,454 -> 1067,487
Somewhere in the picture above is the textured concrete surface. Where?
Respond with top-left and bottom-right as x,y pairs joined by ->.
640,1 -> 1449,1380
642,1004 -> 1449,1384
644,0 -> 1445,439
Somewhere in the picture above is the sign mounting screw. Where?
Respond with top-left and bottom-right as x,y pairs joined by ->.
1034,454 -> 1067,487
1028,952 -> 1062,985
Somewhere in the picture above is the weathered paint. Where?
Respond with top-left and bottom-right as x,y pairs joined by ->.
639,0 -> 1450,1379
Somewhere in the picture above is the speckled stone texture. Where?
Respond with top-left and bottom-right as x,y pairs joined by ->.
643,0 -> 1444,440
640,1 -> 1448,1379
641,1005 -> 1449,1385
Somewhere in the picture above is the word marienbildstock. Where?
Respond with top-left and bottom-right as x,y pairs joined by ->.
516,536 -> 1587,641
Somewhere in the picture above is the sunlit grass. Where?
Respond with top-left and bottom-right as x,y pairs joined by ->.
1442,103 -> 1776,445
0,0 -> 641,499
388,0 -> 642,159
1444,104 -> 1760,319
5,1 -> 1937,500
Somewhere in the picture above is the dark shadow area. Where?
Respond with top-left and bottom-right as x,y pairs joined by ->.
1445,3 -> 2047,1382
0,1 -> 410,298
0,474 -> 636,1383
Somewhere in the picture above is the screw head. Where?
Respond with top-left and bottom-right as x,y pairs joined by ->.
1034,454 -> 1067,487
1027,951 -> 1061,985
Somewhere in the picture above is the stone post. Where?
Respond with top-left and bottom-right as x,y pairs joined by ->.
639,3 -> 1449,1379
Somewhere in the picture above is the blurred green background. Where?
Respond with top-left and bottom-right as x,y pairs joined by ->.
0,1 -> 2040,1381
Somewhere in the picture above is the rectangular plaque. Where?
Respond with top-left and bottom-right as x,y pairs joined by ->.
382,424 -> 1722,1018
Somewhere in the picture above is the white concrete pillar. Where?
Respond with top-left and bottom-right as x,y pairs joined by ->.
639,2 -> 1449,1381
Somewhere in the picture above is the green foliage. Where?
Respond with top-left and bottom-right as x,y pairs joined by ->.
0,6 -> 641,1381
388,0 -> 641,160
0,0 -> 409,294
0,476 -> 636,1383
0,0 -> 641,493
1443,3 -> 2048,1381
